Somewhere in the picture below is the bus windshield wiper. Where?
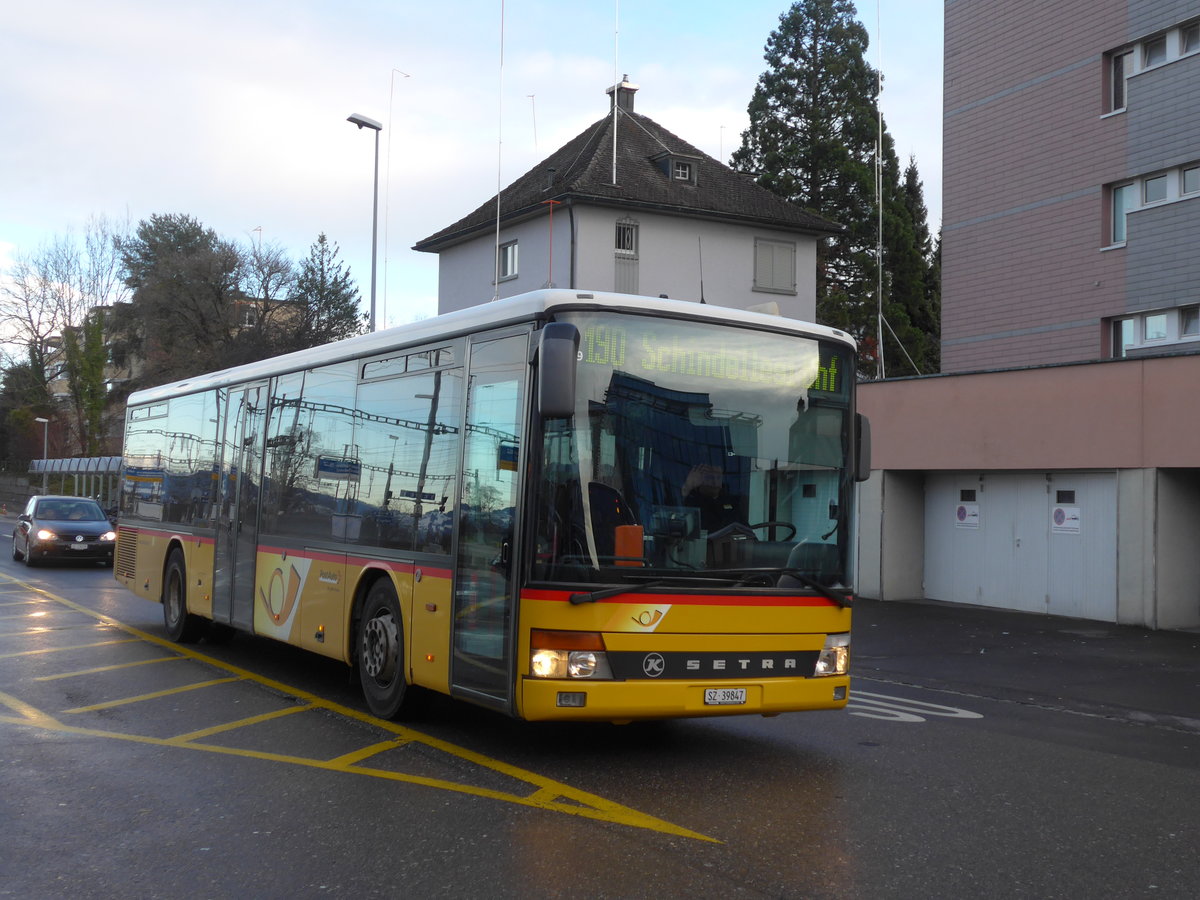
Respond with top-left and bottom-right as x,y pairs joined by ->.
727,568 -> 852,608
569,579 -> 668,605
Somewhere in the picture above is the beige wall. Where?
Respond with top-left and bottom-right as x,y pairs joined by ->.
860,355 -> 1200,471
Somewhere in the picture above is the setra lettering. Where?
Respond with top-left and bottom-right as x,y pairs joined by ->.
683,657 -> 801,672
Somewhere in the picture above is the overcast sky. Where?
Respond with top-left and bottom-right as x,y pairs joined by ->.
1,0 -> 942,330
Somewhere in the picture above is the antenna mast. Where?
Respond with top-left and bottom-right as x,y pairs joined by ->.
611,0 -> 620,184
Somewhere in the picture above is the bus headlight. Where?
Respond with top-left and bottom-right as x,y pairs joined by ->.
814,633 -> 850,676
530,630 -> 613,679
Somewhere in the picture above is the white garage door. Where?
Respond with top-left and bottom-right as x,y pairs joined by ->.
924,472 -> 1117,621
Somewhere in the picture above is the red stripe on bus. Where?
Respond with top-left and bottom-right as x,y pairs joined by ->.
521,588 -> 843,607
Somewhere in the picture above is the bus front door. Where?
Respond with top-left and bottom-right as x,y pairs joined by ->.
212,383 -> 267,631
451,334 -> 528,708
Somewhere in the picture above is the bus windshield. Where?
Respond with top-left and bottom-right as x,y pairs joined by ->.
531,311 -> 854,588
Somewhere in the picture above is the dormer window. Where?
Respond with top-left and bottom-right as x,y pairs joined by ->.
652,151 -> 699,186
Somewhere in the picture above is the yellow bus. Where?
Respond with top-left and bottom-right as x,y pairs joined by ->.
115,290 -> 870,721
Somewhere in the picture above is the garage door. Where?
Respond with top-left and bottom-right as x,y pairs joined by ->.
924,472 -> 1117,621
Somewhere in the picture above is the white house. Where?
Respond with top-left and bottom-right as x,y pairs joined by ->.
414,80 -> 839,319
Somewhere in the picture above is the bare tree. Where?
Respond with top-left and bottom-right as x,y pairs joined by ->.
0,213 -> 131,454
233,238 -> 296,363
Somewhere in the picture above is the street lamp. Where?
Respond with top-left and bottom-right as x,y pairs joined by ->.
347,112 -> 383,332
34,417 -> 49,495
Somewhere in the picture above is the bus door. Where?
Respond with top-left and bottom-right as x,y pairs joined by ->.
451,333 -> 529,707
212,382 -> 267,631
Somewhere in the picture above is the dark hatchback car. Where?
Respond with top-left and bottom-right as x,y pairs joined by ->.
11,495 -> 117,567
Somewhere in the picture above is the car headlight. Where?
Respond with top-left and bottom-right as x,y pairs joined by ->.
100,531 -> 117,542
814,632 -> 850,676
35,528 -> 57,541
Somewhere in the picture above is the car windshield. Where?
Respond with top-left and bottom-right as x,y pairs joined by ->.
36,499 -> 107,521
530,311 -> 855,587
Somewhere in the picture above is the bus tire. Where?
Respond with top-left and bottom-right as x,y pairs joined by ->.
163,549 -> 206,643
357,579 -> 409,719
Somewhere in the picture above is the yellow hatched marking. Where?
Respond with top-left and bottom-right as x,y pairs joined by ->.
169,705 -> 311,743
34,655 -> 182,681
0,638 -> 138,659
61,677 -> 241,713
0,573 -> 717,843
326,737 -> 414,767
0,689 -> 62,728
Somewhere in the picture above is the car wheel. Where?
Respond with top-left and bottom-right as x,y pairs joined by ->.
11,532 -> 22,562
162,549 -> 206,643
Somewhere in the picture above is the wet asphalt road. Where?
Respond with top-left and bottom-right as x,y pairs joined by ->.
1,553 -> 1197,899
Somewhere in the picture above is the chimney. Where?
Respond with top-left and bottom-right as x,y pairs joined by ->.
606,76 -> 638,113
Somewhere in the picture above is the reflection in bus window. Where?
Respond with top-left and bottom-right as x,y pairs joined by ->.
354,369 -> 462,553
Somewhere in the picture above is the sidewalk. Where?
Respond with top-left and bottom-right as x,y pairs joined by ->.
852,596 -> 1200,732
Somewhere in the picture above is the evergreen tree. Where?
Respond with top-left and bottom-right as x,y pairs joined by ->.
281,234 -> 366,352
117,213 -> 244,386
733,0 -> 939,376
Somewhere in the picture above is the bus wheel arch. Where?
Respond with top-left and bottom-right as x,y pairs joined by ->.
162,545 -> 206,643
354,574 -> 411,719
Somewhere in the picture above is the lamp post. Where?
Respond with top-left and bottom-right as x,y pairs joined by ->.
347,112 -> 383,332
34,417 -> 49,495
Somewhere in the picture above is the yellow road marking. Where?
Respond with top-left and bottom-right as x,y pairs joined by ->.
0,573 -> 717,843
34,655 -> 182,681
326,737 -> 413,767
0,689 -> 63,728
61,676 -> 242,713
0,638 -> 139,659
169,704 -> 311,743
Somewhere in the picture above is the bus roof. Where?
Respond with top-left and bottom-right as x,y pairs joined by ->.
126,290 -> 857,406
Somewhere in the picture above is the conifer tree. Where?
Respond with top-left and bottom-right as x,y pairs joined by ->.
281,234 -> 366,352
733,0 -> 939,375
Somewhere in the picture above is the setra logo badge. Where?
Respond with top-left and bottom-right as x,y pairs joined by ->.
642,652 -> 666,678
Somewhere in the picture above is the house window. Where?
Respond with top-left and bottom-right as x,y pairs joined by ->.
1110,50 -> 1132,110
497,240 -> 518,281
753,238 -> 797,295
1181,306 -> 1200,335
1143,35 -> 1167,66
1184,22 -> 1199,54
1184,166 -> 1200,195
241,305 -> 258,327
1143,173 -> 1168,204
1111,183 -> 1134,243
1144,313 -> 1167,342
615,221 -> 638,257
1111,318 -> 1136,357
673,161 -> 693,182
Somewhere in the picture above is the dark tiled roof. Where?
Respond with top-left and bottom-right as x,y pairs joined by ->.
413,108 -> 840,251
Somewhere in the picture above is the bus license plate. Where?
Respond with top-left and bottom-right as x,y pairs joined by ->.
704,688 -> 746,706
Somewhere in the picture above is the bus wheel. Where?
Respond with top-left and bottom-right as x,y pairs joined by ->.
163,549 -> 206,643
358,579 -> 408,719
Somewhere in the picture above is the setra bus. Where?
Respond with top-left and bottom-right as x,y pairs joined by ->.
115,290 -> 870,721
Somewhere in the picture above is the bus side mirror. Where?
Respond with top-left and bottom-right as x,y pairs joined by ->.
538,323 -> 580,418
855,413 -> 872,482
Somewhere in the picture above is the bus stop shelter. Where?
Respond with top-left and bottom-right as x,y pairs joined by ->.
28,457 -> 122,507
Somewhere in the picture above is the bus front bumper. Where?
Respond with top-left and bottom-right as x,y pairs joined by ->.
519,675 -> 851,722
